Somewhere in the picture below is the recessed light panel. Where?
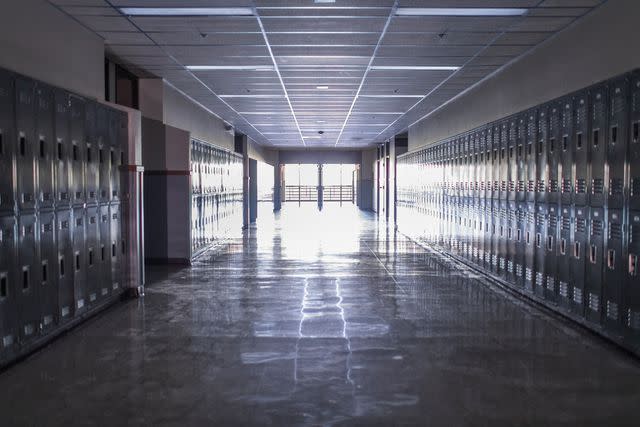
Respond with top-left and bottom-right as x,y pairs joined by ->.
395,8 -> 528,16
119,8 -> 254,16
186,65 -> 275,71
369,66 -> 460,71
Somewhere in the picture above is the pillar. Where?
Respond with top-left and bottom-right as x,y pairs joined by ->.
317,163 -> 324,210
274,161 -> 282,212
386,136 -> 396,225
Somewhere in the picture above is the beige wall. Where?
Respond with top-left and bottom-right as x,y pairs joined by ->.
0,0 -> 104,100
409,0 -> 640,151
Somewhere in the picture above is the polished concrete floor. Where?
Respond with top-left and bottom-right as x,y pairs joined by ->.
0,204 -> 639,426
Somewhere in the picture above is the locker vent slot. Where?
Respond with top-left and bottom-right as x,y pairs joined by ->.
525,268 -> 533,282
607,301 -> 619,320
516,264 -> 523,277
609,222 -> 622,240
536,272 -> 544,287
588,293 -> 600,312
573,287 -> 583,304
2,335 -> 13,348
633,121 -> 639,143
508,261 -> 514,273
559,281 -> 569,298
575,179 -> 586,194
562,179 -> 572,193
61,306 -> 70,318
528,180 -> 535,192
610,179 -> 623,196
631,178 -> 640,197
546,277 -> 555,291
627,309 -> 640,330
576,218 -> 586,233
549,180 -> 558,192
629,254 -> 637,276
591,219 -> 603,236
537,180 -> 545,192
562,216 -> 571,231
592,179 -> 604,194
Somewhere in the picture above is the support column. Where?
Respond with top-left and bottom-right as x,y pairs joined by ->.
317,163 -> 324,210
386,136 -> 396,225
249,158 -> 258,223
274,160 -> 282,212
235,133 -> 250,229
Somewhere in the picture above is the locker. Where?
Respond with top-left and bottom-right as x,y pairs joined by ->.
607,77 -> 629,209
499,122 -> 508,201
39,211 -> 58,332
70,96 -> 85,206
97,106 -> 111,204
117,111 -> 127,200
497,199 -> 508,278
630,72 -> 640,211
15,77 -> 37,212
585,208 -> 605,324
85,206 -> 100,306
548,103 -> 561,205
534,204 -> 548,298
110,110 -> 125,201
574,93 -> 589,206
99,205 -> 112,300
624,211 -> 640,339
514,202 -> 526,288
110,203 -> 122,292
560,98 -> 574,206
16,213 -> 39,343
504,200 -> 517,282
72,207 -> 87,313
525,111 -> 537,203
507,119 -> 517,202
516,116 -> 527,202
557,206 -> 573,310
603,209 -> 624,332
35,84 -> 55,209
570,206 -> 588,315
524,202 -> 536,292
489,199 -> 500,274
492,125 -> 501,201
56,209 -> 74,323
536,106 -> 549,204
588,85 -> 607,208
545,205 -> 559,303
487,127 -> 496,201
0,69 -> 16,214
84,101 -> 98,205
53,89 -> 71,208
0,216 -> 18,358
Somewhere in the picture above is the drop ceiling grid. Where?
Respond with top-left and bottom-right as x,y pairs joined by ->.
51,0 -> 605,148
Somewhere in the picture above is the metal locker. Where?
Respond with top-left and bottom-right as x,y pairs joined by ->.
0,69 -> 17,214
499,122 -> 508,201
489,199 -> 500,274
99,205 -> 112,300
574,93 -> 589,206
630,72 -> 640,211
110,203 -> 122,293
603,209 -> 624,333
525,111 -> 537,203
607,77 -> 629,209
557,206 -> 573,310
97,105 -> 111,204
118,111 -> 128,200
16,213 -> 39,343
15,77 -> 37,212
72,207 -> 87,314
70,96 -> 85,206
560,98 -> 574,206
536,106 -> 549,204
588,85 -> 607,208
624,211 -> 640,339
498,199 -> 508,278
545,205 -> 559,304
84,101 -> 98,205
585,207 -> 604,324
514,202 -> 526,288
507,119 -> 517,202
38,211 -> 58,333
55,209 -> 74,323
492,125 -> 501,201
534,204 -> 548,298
471,133 -> 479,201
481,129 -> 490,202
548,103 -> 561,205
516,116 -> 527,202
524,202 -> 536,292
0,216 -> 18,359
85,206 -> 100,306
35,83 -> 55,210
570,206 -> 588,315
109,110 -> 123,202
53,89 -> 71,208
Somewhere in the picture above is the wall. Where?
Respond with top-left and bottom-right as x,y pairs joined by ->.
409,0 -> 640,151
0,0 -> 104,100
360,149 -> 377,211
279,150 -> 361,165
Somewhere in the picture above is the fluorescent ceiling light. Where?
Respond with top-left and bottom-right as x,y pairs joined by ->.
187,65 -> 275,71
395,8 -> 528,16
360,95 -> 424,98
303,136 -> 323,139
119,7 -> 254,16
219,95 -> 283,98
316,86 -> 329,90
369,65 -> 460,71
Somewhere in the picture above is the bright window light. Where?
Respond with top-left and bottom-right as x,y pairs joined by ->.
187,65 -> 275,71
119,8 -> 254,16
369,65 -> 460,71
395,8 -> 528,16
316,86 -> 329,90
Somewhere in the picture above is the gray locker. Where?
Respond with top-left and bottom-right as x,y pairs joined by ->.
516,116 -> 527,202
548,103 -> 561,205
525,112 -> 537,203
524,202 -> 536,292
0,216 -> 18,359
545,205 -> 559,303
0,69 -> 16,214
585,208 -> 604,324
15,77 -> 37,212
534,204 -> 547,298
110,110 -> 126,201
607,78 -> 628,209
630,72 -> 640,211
507,119 -> 517,202
54,89 -> 71,208
35,84 -> 55,209
560,98 -> 574,206
603,209 -> 624,333
17,214 -> 39,343
499,122 -> 508,201
505,201 -> 517,282
514,202 -> 526,288
574,93 -> 589,206
72,208 -> 87,314
70,96 -> 85,206
110,203 -> 123,293
56,209 -> 74,323
84,102 -> 98,205
624,211 -> 640,339
85,206 -> 100,306
557,206 -> 573,310
39,211 -> 57,333
99,205 -> 112,299
498,199 -> 508,278
97,106 -> 111,204
489,199 -> 500,274
536,106 -> 549,204
570,207 -> 588,315
492,125 -> 501,201
588,85 -> 607,208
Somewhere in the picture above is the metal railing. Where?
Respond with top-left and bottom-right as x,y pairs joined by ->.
285,185 -> 318,202
323,185 -> 353,202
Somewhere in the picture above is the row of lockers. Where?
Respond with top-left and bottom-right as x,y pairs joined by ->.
191,193 -> 243,254
399,70 -> 640,210
0,67 -> 128,214
397,70 -> 640,354
0,204 -> 126,363
191,139 -> 243,195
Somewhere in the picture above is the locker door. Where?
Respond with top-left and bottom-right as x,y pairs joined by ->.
585,208 -> 604,324
525,112 -> 537,203
38,211 -> 57,333
534,204 -> 547,298
109,110 -> 124,202
574,93 -> 589,206
524,202 -> 536,292
557,206 -> 573,310
70,96 -> 85,206
490,199 -> 500,273
548,103 -> 561,205
498,199 -> 508,278
72,207 -> 87,314
624,211 -> 640,339
118,111 -> 128,200
85,206 -> 100,306
499,122 -> 508,201
0,69 -> 17,214
0,216 -> 18,359
545,205 -> 559,303
100,205 -> 112,299
506,201 -> 517,282
514,202 -> 526,287
15,77 -> 37,211
603,209 -> 624,333
571,207 -> 588,315
507,119 -> 517,202
536,106 -> 549,204
492,125 -> 501,202
630,72 -> 640,211
56,209 -> 74,323
54,89 -> 71,208
607,78 -> 629,209
588,85 -> 607,208
560,99 -> 574,206
516,116 -> 526,202
16,214 -> 39,343
110,203 -> 123,293
35,84 -> 55,209
84,102 -> 98,205
97,106 -> 111,204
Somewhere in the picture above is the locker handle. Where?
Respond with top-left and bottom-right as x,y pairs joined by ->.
589,245 -> 597,264
75,252 -> 81,272
59,257 -> 65,278
562,136 -> 568,151
576,132 -> 583,149
42,261 -> 48,284
535,233 -> 541,248
560,238 -> 566,255
0,132 -> 3,155
574,242 -> 581,259
549,138 -> 555,153
72,144 -> 78,161
39,138 -> 45,158
57,141 -> 63,160
633,122 -> 639,143
630,254 -> 638,276
607,249 -> 615,270
593,129 -> 599,147
19,135 -> 26,156
547,236 -> 554,251
22,266 -> 30,290
0,273 -> 7,298
610,126 -> 618,144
